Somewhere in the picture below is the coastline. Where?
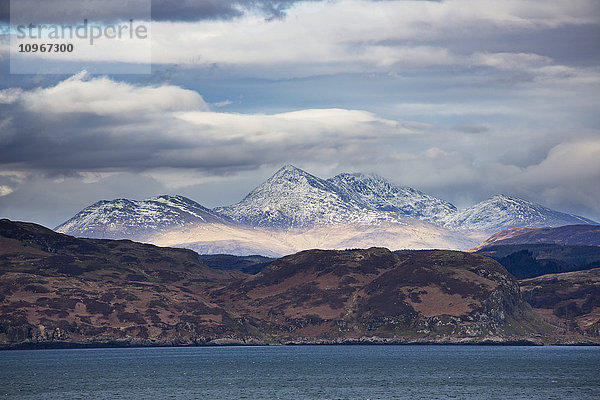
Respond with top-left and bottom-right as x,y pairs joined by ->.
3,335 -> 600,350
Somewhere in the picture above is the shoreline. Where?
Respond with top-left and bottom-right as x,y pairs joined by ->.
3,337 -> 600,350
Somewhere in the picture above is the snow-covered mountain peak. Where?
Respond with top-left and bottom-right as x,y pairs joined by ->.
216,166 -> 357,228
488,193 -> 530,203
264,164 -> 335,191
443,194 -> 596,232
328,172 -> 457,224
217,166 -> 461,228
330,172 -> 390,189
149,194 -> 190,203
56,194 -> 228,239
55,165 -> 597,251
273,164 -> 305,176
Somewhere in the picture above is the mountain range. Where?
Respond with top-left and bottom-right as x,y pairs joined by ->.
214,165 -> 458,227
55,165 -> 597,256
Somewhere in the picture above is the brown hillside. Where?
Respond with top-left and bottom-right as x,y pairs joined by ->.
520,268 -> 600,338
471,224 -> 600,251
214,248 -> 538,342
3,219 -> 596,348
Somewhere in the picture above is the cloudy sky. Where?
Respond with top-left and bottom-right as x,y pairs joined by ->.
0,0 -> 599,227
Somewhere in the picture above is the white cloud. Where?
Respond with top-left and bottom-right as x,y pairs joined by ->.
11,71 -> 209,115
6,0 -> 597,76
0,185 -> 14,196
174,107 -> 408,144
470,52 -> 552,70
498,138 -> 600,218
519,138 -> 600,183
0,73 -> 417,174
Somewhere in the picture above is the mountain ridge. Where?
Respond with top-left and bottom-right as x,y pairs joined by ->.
55,165 -> 597,255
471,224 -> 600,251
444,194 -> 595,233
326,172 -> 457,225
55,194 -> 232,240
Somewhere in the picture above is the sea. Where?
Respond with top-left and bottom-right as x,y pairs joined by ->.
1,345 -> 599,399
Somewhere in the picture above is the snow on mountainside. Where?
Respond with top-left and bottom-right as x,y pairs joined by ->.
217,166 -> 596,233
149,220 -> 477,257
443,194 -> 597,232
215,165 -> 410,227
54,166 -> 597,256
328,173 -> 457,224
55,195 -> 230,240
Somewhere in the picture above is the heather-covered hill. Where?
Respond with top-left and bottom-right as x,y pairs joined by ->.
0,219 -> 245,348
215,248 -> 541,342
2,219 -> 599,348
520,268 -> 600,337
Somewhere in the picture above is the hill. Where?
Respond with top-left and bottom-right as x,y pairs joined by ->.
3,219 -> 599,348
520,268 -> 600,337
0,219 -> 244,348
474,225 -> 600,279
214,248 -> 541,342
471,225 -> 600,251
476,244 -> 600,279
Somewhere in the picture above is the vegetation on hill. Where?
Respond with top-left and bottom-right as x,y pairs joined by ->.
477,244 -> 600,279
1,219 -> 598,348
520,268 -> 600,337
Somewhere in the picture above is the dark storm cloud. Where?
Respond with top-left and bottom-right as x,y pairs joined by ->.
151,0 -> 240,22
0,0 -> 325,23
6,0 -> 150,25
152,1 -> 322,21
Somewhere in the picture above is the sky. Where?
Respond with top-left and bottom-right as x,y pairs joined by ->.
0,0 -> 599,228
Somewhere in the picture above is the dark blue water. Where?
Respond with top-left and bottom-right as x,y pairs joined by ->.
1,345 -> 599,399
